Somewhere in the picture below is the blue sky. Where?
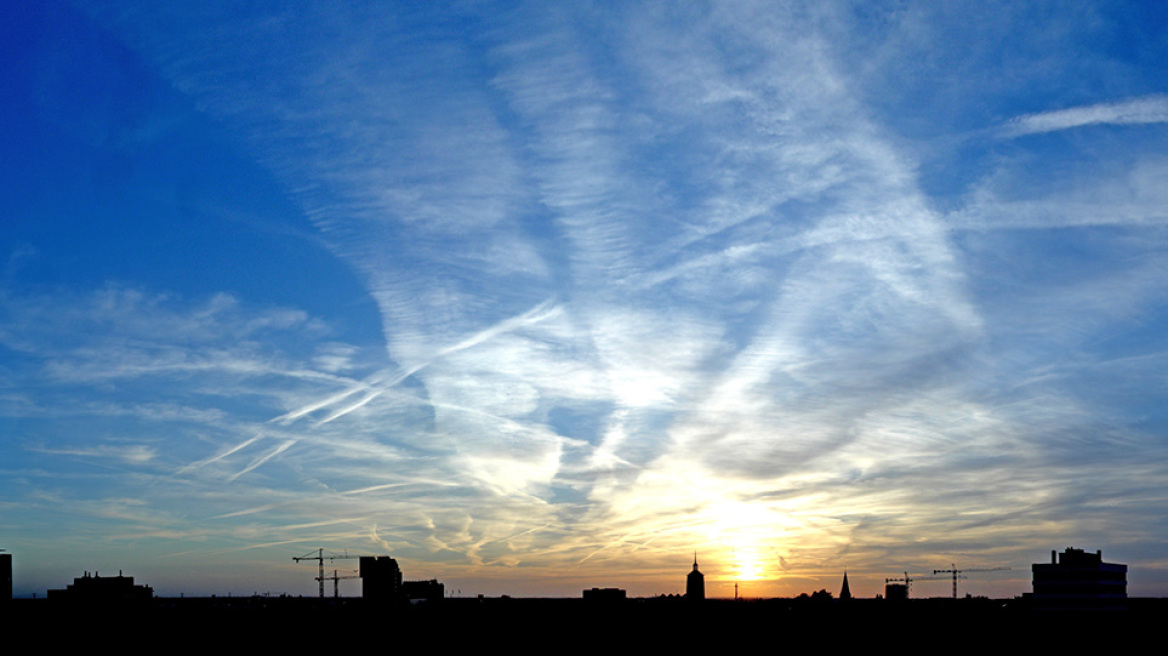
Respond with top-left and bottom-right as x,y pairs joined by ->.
4,0 -> 1168,599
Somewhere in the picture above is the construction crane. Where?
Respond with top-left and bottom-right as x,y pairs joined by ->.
293,548 -> 359,598
933,564 -> 1010,599
324,569 -> 361,598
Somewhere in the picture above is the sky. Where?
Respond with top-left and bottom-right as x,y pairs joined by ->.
3,0 -> 1168,599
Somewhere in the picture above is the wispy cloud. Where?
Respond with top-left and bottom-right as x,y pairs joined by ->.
6,0 -> 1167,598
1002,95 -> 1168,137
29,444 -> 157,465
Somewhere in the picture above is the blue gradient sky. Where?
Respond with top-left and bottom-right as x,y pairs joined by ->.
4,1 -> 1168,599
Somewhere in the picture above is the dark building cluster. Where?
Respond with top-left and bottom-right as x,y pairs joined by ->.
359,555 -> 444,603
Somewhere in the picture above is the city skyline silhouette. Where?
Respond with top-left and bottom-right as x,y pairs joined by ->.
0,545 -> 1134,605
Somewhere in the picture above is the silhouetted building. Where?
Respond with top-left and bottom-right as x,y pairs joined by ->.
1032,547 -> 1127,610
687,554 -> 705,601
583,587 -> 626,602
839,571 -> 852,600
1,552 -> 10,601
360,556 -> 403,602
47,570 -> 152,604
403,579 -> 445,603
884,582 -> 908,601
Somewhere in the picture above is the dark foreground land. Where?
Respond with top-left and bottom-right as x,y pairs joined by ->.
4,596 -> 1163,649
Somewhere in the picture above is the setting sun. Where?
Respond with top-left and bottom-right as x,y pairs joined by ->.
732,548 -> 764,582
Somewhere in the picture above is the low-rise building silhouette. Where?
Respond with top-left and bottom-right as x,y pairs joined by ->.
884,582 -> 908,601
47,570 -> 153,604
582,587 -> 626,602
403,579 -> 444,603
1032,547 -> 1127,610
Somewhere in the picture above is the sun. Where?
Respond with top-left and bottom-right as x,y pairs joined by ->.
699,499 -> 780,583
732,547 -> 764,581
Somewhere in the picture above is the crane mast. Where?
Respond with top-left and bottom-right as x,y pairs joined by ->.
933,564 -> 1010,598
293,548 -> 358,598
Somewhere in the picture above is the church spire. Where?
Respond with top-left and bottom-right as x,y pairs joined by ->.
687,553 -> 705,601
840,570 -> 852,600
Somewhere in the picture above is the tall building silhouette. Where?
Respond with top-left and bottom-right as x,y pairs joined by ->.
687,554 -> 705,601
360,556 -> 403,602
1,552 -> 10,601
839,570 -> 852,600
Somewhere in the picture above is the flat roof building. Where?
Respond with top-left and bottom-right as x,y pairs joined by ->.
582,587 -> 626,603
1032,547 -> 1127,610
403,579 -> 444,603
47,570 -> 153,604
884,582 -> 908,601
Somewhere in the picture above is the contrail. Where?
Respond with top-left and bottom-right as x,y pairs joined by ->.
213,502 -> 284,519
432,299 -> 561,361
178,435 -> 261,473
270,383 -> 373,424
268,299 -> 561,427
1002,95 -> 1168,137
227,439 -> 297,482
313,389 -> 384,426
342,482 -> 411,495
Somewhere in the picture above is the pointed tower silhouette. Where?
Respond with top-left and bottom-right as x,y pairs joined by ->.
687,553 -> 705,601
840,570 -> 852,600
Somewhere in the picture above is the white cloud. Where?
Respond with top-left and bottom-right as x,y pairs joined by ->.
1003,95 -> 1168,138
